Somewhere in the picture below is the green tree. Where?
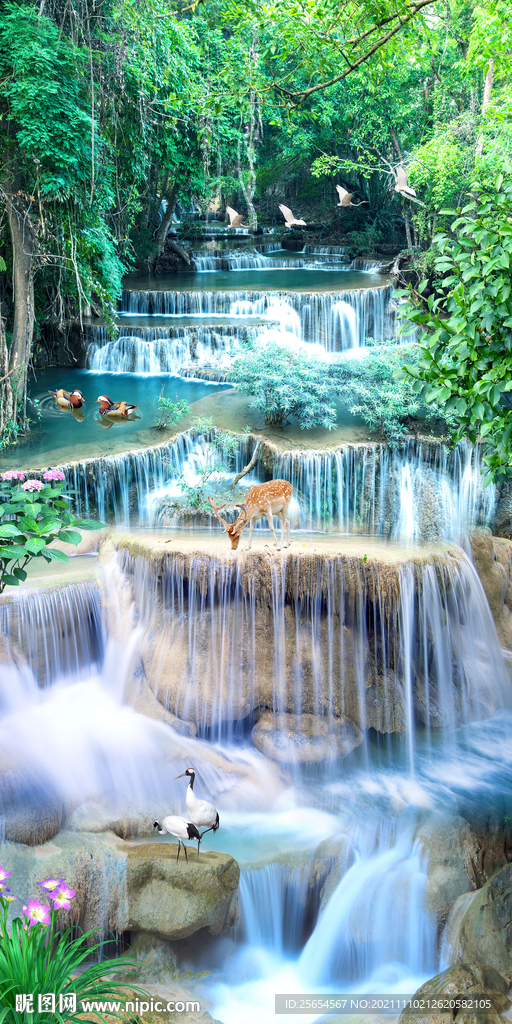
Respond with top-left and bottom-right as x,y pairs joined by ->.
230,342 -> 337,428
400,171 -> 512,483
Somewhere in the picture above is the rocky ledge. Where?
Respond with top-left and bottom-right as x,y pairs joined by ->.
2,830 -> 239,942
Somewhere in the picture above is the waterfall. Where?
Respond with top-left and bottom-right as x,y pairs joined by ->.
57,431 -> 499,540
120,286 -> 395,350
86,324 -> 254,374
0,581 -> 104,686
299,828 -> 437,987
239,862 -> 314,955
116,542 -> 511,750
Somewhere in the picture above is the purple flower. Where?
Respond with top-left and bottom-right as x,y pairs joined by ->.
43,470 -> 65,482
22,898 -> 51,927
51,885 -> 76,910
0,867 -> 12,883
39,877 -> 64,893
21,479 -> 45,493
1,471 -> 25,482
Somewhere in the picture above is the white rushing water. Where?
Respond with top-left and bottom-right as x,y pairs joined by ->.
1,557 -> 512,1023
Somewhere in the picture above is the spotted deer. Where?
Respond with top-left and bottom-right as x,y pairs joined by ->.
208,480 -> 293,551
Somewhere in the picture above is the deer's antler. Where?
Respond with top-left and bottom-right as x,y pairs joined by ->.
208,495 -> 230,533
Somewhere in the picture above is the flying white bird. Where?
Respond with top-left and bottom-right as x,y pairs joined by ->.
279,204 -> 307,228
226,206 -> 248,228
153,815 -> 201,862
394,166 -> 425,206
336,185 -> 368,208
176,768 -> 220,842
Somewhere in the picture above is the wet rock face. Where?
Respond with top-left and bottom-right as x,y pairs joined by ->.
469,528 -> 512,649
126,842 -> 240,941
414,813 -> 480,927
444,862 -> 512,983
398,965 -> 511,1024
251,712 -> 362,763
110,537 -> 509,744
1,830 -> 239,943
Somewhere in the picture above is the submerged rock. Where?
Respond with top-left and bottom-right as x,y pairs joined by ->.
1,830 -> 239,942
251,712 -> 362,763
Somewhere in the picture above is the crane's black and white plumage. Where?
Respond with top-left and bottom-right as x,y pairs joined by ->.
393,166 -> 425,206
279,204 -> 306,228
336,185 -> 368,208
176,768 -> 220,840
153,815 -> 201,862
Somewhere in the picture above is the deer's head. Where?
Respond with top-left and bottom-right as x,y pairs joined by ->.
208,497 -> 248,550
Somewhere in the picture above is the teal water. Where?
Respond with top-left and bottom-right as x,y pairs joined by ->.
2,368 -> 230,470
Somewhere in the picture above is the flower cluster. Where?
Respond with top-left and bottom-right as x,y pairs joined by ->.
1,470 -> 25,482
43,469 -> 65,482
21,479 -> 45,493
39,878 -> 76,912
0,868 -> 76,929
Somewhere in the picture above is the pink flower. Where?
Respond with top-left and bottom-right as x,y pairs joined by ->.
21,479 -> 44,493
51,884 -> 76,910
22,898 -> 51,927
43,470 -> 65,482
1,471 -> 25,482
0,867 -> 12,883
39,877 -> 64,892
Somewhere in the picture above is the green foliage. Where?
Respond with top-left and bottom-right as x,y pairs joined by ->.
230,342 -> 337,429
399,171 -> 512,482
176,427 -> 240,512
330,344 -> 456,442
0,473 -> 104,593
153,387 -> 190,430
0,877 -> 144,1023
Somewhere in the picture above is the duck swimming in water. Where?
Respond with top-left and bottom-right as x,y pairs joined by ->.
95,395 -> 140,417
49,389 -> 85,409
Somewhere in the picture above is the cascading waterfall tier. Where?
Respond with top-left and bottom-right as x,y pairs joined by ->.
111,537 -> 511,754
0,580 -> 104,686
56,430 -> 502,542
121,286 -> 394,350
86,323 -> 256,374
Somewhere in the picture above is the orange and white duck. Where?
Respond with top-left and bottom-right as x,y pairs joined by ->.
95,395 -> 140,417
49,388 -> 85,409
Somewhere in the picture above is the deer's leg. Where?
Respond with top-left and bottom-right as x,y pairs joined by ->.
266,507 -> 280,549
246,517 -> 256,550
284,502 -> 291,547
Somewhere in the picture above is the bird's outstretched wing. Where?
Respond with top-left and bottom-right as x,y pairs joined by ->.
395,166 -> 417,196
226,206 -> 239,226
279,204 -> 295,222
336,185 -> 351,205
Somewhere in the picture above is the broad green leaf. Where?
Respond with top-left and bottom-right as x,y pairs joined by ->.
24,537 -> 47,555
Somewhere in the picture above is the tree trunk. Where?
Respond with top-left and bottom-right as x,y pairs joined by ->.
404,209 -> 413,249
155,180 -> 180,253
476,58 -> 494,158
0,313 -> 14,439
6,184 -> 35,428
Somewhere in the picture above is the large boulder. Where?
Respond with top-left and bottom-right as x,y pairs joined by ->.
1,830 -> 239,942
443,862 -> 512,983
414,812 -> 480,926
469,529 -> 512,649
126,841 -> 239,941
398,965 -> 510,1024
251,712 -> 362,763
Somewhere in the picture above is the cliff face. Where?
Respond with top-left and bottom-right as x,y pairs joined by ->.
103,534 -> 510,742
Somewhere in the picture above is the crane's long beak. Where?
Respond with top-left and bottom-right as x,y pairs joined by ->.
175,772 -> 187,779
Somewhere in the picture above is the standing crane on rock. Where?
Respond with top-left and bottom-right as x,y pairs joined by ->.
153,815 -> 201,862
176,767 -> 220,849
